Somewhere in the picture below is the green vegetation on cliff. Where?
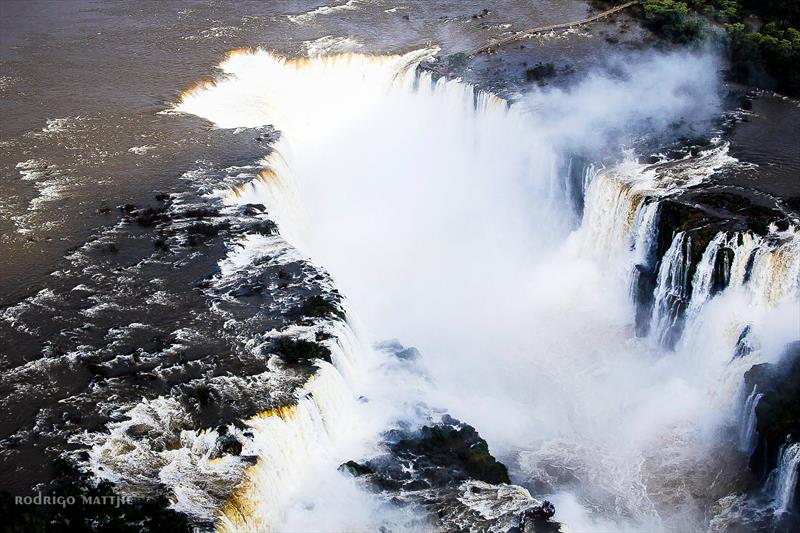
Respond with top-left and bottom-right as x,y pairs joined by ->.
626,0 -> 800,94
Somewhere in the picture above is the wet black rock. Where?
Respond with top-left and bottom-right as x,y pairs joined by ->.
733,325 -> 754,359
402,417 -> 509,484
745,342 -> 800,492
1,460 -> 191,533
125,423 -> 151,439
711,246 -> 735,296
132,207 -> 171,227
633,262 -> 657,337
192,384 -> 214,406
339,460 -> 374,477
250,219 -> 278,235
185,221 -> 229,245
186,222 -> 219,237
345,415 -> 510,491
342,415 -> 559,532
214,431 -> 243,457
534,499 -> 556,519
686,191 -> 787,237
240,203 -> 267,216
526,62 -> 556,84
272,337 -> 332,365
180,206 -> 219,219
289,295 -> 344,320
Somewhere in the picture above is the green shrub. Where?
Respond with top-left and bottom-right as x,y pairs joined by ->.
633,0 -> 800,94
643,0 -> 704,42
727,21 -> 800,94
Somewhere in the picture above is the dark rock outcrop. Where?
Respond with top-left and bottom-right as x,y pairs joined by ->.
272,337 -> 332,365
631,184 -> 790,347
745,343 -> 800,489
341,415 -> 559,532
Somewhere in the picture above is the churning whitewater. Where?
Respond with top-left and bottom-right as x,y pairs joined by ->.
175,50 -> 800,531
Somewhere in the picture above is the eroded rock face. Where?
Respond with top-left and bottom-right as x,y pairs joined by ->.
631,188 -> 793,348
341,415 -> 560,532
745,342 -> 800,491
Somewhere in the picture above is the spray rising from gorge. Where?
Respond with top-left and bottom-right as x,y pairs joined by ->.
175,49 -> 800,530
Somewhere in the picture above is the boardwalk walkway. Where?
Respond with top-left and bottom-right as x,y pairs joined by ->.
467,1 -> 639,56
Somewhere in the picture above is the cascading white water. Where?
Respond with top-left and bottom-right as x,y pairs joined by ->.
738,385 -> 763,456
764,440 -> 800,515
176,49 -> 800,531
676,227 -> 800,358
218,361 -> 375,533
218,363 -> 354,532
650,231 -> 690,347
213,300 -> 428,532
685,232 -> 728,322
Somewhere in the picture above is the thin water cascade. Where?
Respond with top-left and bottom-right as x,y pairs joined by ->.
651,231 -> 691,348
738,385 -> 763,456
218,363 -> 358,532
765,440 -> 800,515
684,232 -> 729,322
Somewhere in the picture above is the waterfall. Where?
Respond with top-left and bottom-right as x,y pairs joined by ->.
677,228 -> 800,352
744,233 -> 800,306
579,171 -> 644,261
559,156 -> 599,219
764,440 -> 800,515
684,232 -> 728,323
651,231 -> 691,349
738,385 -> 763,456
218,363 -> 356,532
631,201 -> 660,268
174,49 -> 799,531
214,309 -> 423,532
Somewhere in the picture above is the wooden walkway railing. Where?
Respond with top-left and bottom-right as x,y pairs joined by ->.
467,1 -> 639,57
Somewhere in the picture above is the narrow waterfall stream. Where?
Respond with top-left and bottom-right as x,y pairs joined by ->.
765,441 -> 800,516
739,386 -> 764,456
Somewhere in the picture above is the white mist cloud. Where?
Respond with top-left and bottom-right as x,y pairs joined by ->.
521,50 -> 722,154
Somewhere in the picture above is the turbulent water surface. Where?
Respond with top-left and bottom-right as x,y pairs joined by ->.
1,1 -> 799,532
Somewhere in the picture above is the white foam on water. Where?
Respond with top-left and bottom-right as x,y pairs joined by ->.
288,0 -> 369,25
303,36 -> 363,56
